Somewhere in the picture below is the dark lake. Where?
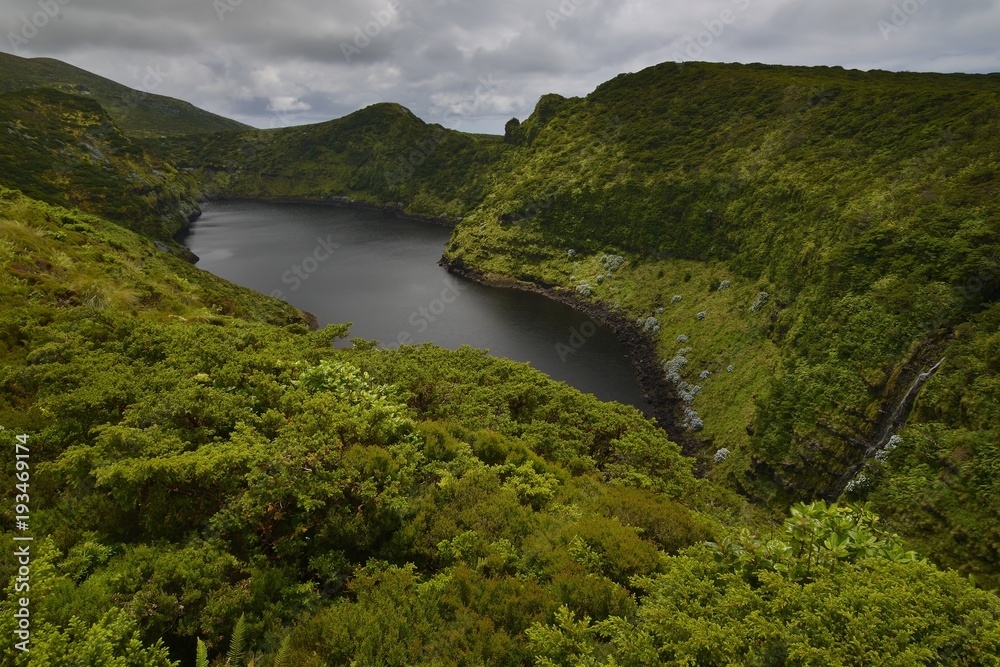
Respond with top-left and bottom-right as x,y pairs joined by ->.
184,200 -> 651,414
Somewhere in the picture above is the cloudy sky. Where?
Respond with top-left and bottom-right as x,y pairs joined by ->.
3,0 -> 998,134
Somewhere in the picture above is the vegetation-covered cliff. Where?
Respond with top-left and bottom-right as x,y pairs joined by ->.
438,62 -> 1000,588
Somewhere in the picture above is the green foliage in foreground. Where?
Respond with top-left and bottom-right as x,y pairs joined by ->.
1,192 -> 996,665
528,500 -> 1000,666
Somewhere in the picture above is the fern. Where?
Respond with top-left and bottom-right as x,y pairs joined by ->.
273,635 -> 292,667
227,614 -> 246,665
196,639 -> 208,667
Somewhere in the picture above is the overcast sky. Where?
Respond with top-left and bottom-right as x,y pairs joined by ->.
3,0 -> 998,134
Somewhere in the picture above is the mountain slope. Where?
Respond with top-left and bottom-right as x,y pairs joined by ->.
0,52 -> 249,137
144,101 -> 506,221
0,86 -> 201,244
438,61 -> 1000,583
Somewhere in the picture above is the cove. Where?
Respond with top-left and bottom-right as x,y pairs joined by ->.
184,200 -> 652,414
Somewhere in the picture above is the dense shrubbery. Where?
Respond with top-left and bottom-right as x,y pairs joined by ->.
529,502 -> 1000,666
2,191 -> 995,664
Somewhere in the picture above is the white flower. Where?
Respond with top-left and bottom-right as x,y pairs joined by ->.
683,407 -> 704,431
601,254 -> 625,271
663,354 -> 687,375
750,292 -> 770,313
844,473 -> 870,493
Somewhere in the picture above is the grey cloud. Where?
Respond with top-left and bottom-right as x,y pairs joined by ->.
0,0 -> 996,133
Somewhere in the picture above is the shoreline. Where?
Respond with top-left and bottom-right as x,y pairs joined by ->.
440,256 -> 691,448
179,194 -> 687,444
196,194 -> 460,227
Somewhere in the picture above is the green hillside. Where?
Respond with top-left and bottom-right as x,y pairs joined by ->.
0,52 -> 249,138
435,61 -> 1000,586
1,56 -> 1000,664
145,102 -> 505,221
0,86 -> 202,245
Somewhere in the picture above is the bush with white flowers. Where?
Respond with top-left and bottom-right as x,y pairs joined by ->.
676,334 -> 688,344
677,381 -> 702,404
875,434 -> 902,463
726,365 -> 735,373
718,280 -> 730,291
683,407 -> 704,431
576,282 -> 593,297
696,311 -> 707,321
844,473 -> 870,493
699,370 -> 711,380
750,292 -> 770,313
714,448 -> 730,462
567,249 -> 576,258
671,295 -> 682,304
641,316 -> 660,333
601,254 -> 625,272
663,352 -> 688,376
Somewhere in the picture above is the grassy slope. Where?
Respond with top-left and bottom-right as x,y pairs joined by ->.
0,52 -> 249,138
439,61 -> 1000,584
0,87 -> 202,244
0,187 -> 308,328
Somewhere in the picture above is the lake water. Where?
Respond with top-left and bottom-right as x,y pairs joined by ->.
184,200 -> 651,413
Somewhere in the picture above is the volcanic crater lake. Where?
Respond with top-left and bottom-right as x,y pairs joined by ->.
184,200 -> 652,414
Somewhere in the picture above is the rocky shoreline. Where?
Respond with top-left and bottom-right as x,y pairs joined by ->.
439,256 -> 692,449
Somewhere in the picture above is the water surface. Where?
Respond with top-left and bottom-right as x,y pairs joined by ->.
185,201 -> 651,413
